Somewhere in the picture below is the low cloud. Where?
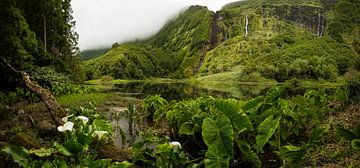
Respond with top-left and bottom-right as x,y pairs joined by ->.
71,0 -> 238,50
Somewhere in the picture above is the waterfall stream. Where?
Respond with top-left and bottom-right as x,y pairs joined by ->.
245,15 -> 249,37
317,13 -> 324,37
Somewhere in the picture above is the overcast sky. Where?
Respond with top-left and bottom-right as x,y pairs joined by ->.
71,0 -> 239,50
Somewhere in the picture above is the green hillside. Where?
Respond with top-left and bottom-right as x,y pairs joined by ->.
85,0 -> 360,82
80,47 -> 110,61
85,44 -> 179,79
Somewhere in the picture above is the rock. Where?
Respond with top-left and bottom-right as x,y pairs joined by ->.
37,120 -> 55,131
110,107 -> 128,112
0,141 -> 9,148
15,132 -> 41,149
97,145 -> 133,161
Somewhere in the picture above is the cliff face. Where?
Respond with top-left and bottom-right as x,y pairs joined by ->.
198,0 -> 359,81
85,0 -> 359,81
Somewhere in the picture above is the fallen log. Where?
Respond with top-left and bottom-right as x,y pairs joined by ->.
1,58 -> 65,126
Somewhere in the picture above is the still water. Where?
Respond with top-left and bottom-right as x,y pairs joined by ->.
111,81 -> 271,100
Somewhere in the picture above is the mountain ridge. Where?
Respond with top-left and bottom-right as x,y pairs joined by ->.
84,0 -> 359,82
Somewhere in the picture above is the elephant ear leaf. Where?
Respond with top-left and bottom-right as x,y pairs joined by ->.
264,86 -> 285,104
256,115 -> 280,152
202,114 -> 234,156
236,140 -> 261,168
204,147 -> 230,168
242,96 -> 264,112
278,145 -> 306,167
216,99 -> 253,132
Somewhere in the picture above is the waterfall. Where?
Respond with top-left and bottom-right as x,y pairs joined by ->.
317,13 -> 323,37
320,15 -> 325,37
245,15 -> 249,37
317,13 -> 321,36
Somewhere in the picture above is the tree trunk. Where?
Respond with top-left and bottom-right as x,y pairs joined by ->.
1,58 -> 65,126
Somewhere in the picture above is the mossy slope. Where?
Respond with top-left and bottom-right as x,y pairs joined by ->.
85,44 -> 179,79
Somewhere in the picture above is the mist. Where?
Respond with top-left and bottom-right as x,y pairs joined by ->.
71,0 -> 239,50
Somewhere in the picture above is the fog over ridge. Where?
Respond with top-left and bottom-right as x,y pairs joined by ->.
71,0 -> 239,50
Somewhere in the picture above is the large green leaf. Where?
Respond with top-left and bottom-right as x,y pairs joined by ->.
216,99 -> 253,132
264,86 -> 285,104
1,145 -> 30,167
29,148 -> 55,157
278,145 -> 306,166
242,96 -> 264,112
202,114 -> 234,156
54,142 -> 72,156
256,115 -> 280,152
204,147 -> 230,168
236,140 -> 261,168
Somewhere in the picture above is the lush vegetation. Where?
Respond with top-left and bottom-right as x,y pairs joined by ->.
85,44 -> 180,80
85,5 -> 213,78
80,48 -> 110,61
2,0 -> 360,167
0,0 -> 84,88
84,0 -> 359,83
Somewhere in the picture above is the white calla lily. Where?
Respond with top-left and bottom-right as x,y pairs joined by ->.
61,114 -> 74,122
57,122 -> 74,132
169,141 -> 181,149
76,116 -> 89,124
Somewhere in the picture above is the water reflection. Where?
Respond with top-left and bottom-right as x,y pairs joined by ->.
112,81 -> 270,100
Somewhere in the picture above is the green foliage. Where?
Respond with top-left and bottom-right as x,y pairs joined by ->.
133,128 -> 190,168
85,44 -> 179,80
100,75 -> 113,86
154,86 -> 332,167
2,146 -> 32,167
204,148 -> 230,168
202,114 -> 234,157
236,140 -> 261,168
80,48 -> 110,61
142,95 -> 168,122
256,115 -> 280,152
279,127 -> 326,167
1,106 -> 130,167
215,99 -> 253,133
337,124 -> 360,151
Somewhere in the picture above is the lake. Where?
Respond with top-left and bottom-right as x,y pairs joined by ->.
110,81 -> 273,100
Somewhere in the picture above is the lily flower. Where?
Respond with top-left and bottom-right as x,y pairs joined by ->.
57,122 -> 74,132
61,114 -> 74,122
169,141 -> 181,149
76,116 -> 89,124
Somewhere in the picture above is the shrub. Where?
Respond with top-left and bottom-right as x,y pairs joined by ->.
100,75 -> 113,86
